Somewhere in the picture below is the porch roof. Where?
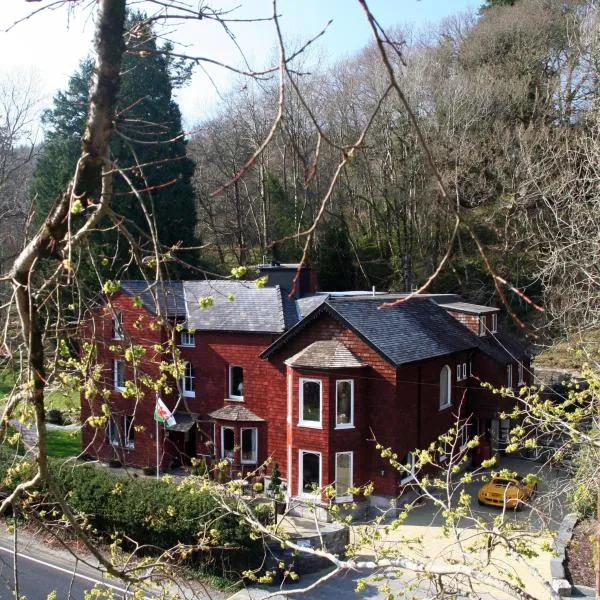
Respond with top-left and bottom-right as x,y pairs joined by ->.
208,405 -> 265,422
166,412 -> 198,432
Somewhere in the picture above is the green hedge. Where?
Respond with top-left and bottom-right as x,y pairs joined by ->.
0,447 -> 270,576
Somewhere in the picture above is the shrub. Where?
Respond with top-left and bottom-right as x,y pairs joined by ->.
46,409 -> 63,425
0,449 -> 268,578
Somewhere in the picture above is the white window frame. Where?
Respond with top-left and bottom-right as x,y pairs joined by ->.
298,378 -> 322,428
335,379 -> 354,429
240,427 -> 258,464
112,311 -> 124,340
228,365 -> 244,401
491,313 -> 498,333
335,451 -> 353,502
439,365 -> 452,410
108,415 -> 134,449
462,362 -> 467,380
507,364 -> 513,388
517,362 -> 525,386
221,426 -> 235,461
108,415 -> 120,446
180,330 -> 195,347
456,364 -> 462,381
298,449 -> 322,498
123,415 -> 135,449
113,359 -> 125,392
478,315 -> 486,336
400,452 -> 416,485
182,361 -> 195,397
286,373 -> 292,425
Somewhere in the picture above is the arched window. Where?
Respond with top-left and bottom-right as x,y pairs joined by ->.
439,365 -> 451,409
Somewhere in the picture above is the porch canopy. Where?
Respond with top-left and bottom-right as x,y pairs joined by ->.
166,412 -> 199,432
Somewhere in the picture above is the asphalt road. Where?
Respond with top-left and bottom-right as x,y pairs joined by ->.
0,540 -> 137,599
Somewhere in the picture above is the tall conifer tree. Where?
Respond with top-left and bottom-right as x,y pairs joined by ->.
31,12 -> 198,281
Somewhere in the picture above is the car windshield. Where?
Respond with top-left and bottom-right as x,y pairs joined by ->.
493,478 -> 516,486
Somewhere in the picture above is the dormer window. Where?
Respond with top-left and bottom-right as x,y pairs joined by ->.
491,313 -> 498,333
112,312 -> 124,340
478,316 -> 486,336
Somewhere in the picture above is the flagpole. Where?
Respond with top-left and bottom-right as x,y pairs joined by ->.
156,413 -> 160,480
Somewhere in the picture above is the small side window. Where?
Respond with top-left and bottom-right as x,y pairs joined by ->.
180,331 -> 195,347
112,312 -> 124,340
114,359 -> 125,391
478,316 -> 486,336
491,313 -> 498,333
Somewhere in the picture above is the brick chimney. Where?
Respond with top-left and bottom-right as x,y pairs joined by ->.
258,262 -> 317,298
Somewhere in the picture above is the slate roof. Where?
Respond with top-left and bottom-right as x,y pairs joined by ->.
476,331 -> 530,364
285,341 -> 366,369
261,296 -> 481,366
183,281 -> 287,333
297,294 -> 328,318
208,405 -> 265,422
120,280 -> 185,316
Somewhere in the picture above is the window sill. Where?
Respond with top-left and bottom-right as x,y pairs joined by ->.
180,344 -> 195,348
114,386 -> 125,393
182,391 -> 196,398
400,474 -> 416,485
299,492 -> 321,500
241,459 -> 257,465
227,396 -> 244,402
298,422 -> 322,429
109,442 -> 135,450
334,424 -> 354,430
335,496 -> 353,503
439,403 -> 452,411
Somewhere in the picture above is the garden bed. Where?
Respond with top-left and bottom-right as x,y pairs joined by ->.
565,518 -> 596,588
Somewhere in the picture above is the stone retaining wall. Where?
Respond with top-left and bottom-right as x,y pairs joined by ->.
265,523 -> 349,576
551,512 -> 579,597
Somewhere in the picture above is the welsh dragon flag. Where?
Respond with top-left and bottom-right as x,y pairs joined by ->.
154,397 -> 176,427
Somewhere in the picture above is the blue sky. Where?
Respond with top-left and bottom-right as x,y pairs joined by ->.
0,0 -> 478,132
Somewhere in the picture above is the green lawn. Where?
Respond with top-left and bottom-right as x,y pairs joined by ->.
46,388 -> 80,411
46,428 -> 81,458
0,367 -> 79,413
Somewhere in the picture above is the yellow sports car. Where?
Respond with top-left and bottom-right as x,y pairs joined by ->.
478,476 -> 537,510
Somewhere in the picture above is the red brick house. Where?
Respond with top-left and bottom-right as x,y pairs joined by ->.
81,265 -> 530,511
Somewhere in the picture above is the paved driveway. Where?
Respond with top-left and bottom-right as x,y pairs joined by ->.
233,457 -> 567,600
